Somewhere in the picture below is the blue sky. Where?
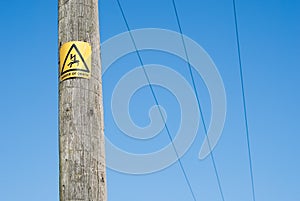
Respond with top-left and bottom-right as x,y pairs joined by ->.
0,0 -> 299,201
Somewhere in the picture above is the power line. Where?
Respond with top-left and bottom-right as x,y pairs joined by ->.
232,1 -> 256,201
115,0 -> 197,200
171,1 -> 226,201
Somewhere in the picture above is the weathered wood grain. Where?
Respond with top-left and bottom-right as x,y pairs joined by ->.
58,0 -> 107,200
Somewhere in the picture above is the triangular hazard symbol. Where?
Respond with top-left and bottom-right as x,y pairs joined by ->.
61,44 -> 90,76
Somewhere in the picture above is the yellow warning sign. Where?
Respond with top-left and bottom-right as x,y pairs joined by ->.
59,41 -> 92,81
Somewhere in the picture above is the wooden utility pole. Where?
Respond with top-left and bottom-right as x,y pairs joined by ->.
58,0 -> 107,200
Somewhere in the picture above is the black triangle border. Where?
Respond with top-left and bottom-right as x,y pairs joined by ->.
61,43 -> 90,76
